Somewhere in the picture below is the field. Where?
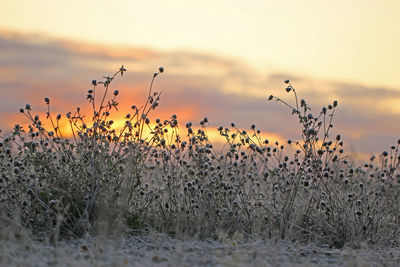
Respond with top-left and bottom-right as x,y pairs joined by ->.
1,67 -> 400,266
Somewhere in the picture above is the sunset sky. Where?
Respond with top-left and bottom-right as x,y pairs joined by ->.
1,0 -> 400,157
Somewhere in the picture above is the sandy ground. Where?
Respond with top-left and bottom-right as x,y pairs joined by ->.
1,234 -> 400,266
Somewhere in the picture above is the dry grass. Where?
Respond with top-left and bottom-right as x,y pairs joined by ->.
1,66 -> 400,265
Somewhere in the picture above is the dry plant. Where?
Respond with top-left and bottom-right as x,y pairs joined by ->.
0,67 -> 399,249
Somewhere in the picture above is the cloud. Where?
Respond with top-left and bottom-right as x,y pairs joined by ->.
0,30 -> 399,155
334,83 -> 400,99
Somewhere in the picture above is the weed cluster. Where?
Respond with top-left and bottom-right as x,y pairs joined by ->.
0,67 -> 399,247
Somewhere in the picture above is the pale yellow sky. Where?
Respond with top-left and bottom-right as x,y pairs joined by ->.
2,0 -> 400,89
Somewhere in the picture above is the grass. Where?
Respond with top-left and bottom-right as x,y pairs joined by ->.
1,66 -> 399,250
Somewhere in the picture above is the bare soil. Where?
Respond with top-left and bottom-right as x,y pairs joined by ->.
1,234 -> 400,266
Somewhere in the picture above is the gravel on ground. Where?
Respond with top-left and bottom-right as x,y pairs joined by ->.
1,233 -> 400,266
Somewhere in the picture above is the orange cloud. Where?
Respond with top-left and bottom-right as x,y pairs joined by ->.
58,41 -> 156,60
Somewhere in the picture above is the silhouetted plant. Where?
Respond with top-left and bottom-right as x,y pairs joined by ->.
0,67 -> 399,248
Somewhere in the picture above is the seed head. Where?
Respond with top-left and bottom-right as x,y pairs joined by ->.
120,65 -> 127,76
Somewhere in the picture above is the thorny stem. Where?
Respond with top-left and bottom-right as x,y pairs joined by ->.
139,72 -> 160,140
288,82 -> 299,112
273,96 -> 297,112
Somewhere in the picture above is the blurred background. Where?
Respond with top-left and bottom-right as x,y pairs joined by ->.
1,0 -> 400,158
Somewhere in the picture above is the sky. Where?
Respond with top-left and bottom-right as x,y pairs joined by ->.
1,0 -> 400,157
